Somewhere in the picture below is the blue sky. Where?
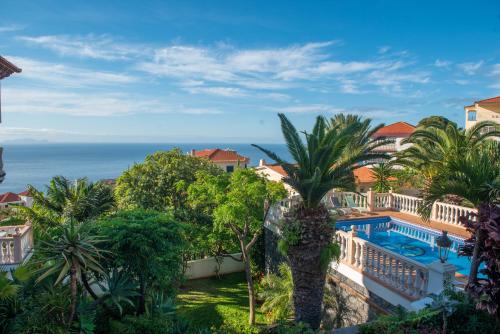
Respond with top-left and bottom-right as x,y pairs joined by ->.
0,0 -> 499,143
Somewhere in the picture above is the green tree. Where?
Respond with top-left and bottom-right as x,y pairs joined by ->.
36,220 -> 106,328
188,169 -> 287,325
92,210 -> 186,315
371,163 -> 394,193
420,141 -> 500,286
114,149 -> 222,211
253,113 -> 388,329
395,118 -> 500,286
21,176 -> 115,228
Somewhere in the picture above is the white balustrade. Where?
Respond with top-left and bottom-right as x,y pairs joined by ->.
335,229 -> 430,299
392,193 -> 422,216
0,225 -> 33,265
374,193 -> 392,210
433,201 -> 477,226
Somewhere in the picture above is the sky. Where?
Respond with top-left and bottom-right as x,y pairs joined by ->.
0,0 -> 499,143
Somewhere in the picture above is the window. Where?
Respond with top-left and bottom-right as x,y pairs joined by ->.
468,110 -> 477,121
226,165 -> 234,173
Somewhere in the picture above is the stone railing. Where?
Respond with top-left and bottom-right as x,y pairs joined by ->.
0,225 -> 33,265
328,190 -> 474,228
432,201 -> 477,225
392,193 -> 423,216
336,227 -> 453,300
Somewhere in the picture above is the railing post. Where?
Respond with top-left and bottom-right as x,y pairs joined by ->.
13,230 -> 23,263
366,189 -> 375,212
348,225 -> 358,265
427,261 -> 456,295
388,189 -> 394,210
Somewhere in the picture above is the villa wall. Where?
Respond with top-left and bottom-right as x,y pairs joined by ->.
184,253 -> 245,280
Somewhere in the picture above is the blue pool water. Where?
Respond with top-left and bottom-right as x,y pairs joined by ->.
336,217 -> 471,276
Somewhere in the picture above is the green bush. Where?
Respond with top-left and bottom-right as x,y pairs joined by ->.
360,290 -> 499,334
109,314 -> 190,334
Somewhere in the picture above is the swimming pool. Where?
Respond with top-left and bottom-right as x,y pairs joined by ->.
336,216 -> 471,276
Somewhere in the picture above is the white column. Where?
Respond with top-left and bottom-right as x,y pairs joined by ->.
427,261 -> 456,295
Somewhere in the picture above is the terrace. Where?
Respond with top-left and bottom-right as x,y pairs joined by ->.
0,224 -> 34,270
265,190 -> 474,311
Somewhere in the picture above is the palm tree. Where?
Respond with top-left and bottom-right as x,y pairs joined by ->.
420,141 -> 500,285
396,119 -> 499,180
395,119 -> 500,287
371,163 -> 395,193
24,176 -> 115,225
253,113 -> 389,329
36,220 -> 106,328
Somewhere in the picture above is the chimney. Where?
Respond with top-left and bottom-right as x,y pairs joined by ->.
191,149 -> 195,156
259,159 -> 265,167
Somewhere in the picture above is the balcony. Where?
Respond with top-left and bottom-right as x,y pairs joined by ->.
0,225 -> 34,269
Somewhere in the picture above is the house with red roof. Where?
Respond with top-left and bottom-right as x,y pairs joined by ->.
190,148 -> 250,173
0,192 -> 23,208
255,159 -> 297,195
0,190 -> 33,209
372,121 -> 416,154
464,97 -> 500,135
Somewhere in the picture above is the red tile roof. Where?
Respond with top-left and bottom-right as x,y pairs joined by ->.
0,56 -> 22,80
354,167 -> 376,183
18,190 -> 31,196
372,122 -> 415,138
475,96 -> 500,104
354,166 -> 397,184
0,192 -> 21,203
262,164 -> 288,177
193,149 -> 249,163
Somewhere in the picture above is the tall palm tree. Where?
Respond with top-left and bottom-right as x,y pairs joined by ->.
420,141 -> 500,285
253,113 -> 388,329
24,176 -> 115,224
36,220 -> 106,328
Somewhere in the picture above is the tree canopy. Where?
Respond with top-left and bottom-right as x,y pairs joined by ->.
115,149 -> 222,211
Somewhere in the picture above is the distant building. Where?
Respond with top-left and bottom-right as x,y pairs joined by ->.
371,122 -> 416,154
0,192 -> 23,208
464,97 -> 500,135
255,159 -> 297,195
18,190 -> 34,208
0,56 -> 22,184
190,148 -> 250,173
0,191 -> 33,209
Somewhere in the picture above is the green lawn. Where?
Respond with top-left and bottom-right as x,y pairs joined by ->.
177,272 -> 268,332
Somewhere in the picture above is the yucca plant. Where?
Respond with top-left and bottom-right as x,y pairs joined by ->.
36,220 -> 106,328
253,113 -> 389,329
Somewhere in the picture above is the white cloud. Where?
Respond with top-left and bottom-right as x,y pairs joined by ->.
8,56 -> 137,86
457,61 -> 484,75
434,59 -> 451,68
19,34 -> 146,60
273,104 -> 343,114
0,24 -> 24,33
378,46 -> 391,54
2,88 -> 220,116
183,86 -> 247,97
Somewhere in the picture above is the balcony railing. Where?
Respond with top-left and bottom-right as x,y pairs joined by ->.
0,225 -> 33,265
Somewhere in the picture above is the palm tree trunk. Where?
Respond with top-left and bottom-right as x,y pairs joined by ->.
467,228 -> 486,287
287,205 -> 332,330
67,264 -> 78,328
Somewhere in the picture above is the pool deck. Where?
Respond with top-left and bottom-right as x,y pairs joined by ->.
337,210 -> 471,239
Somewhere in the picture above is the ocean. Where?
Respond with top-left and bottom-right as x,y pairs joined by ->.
0,143 -> 291,193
